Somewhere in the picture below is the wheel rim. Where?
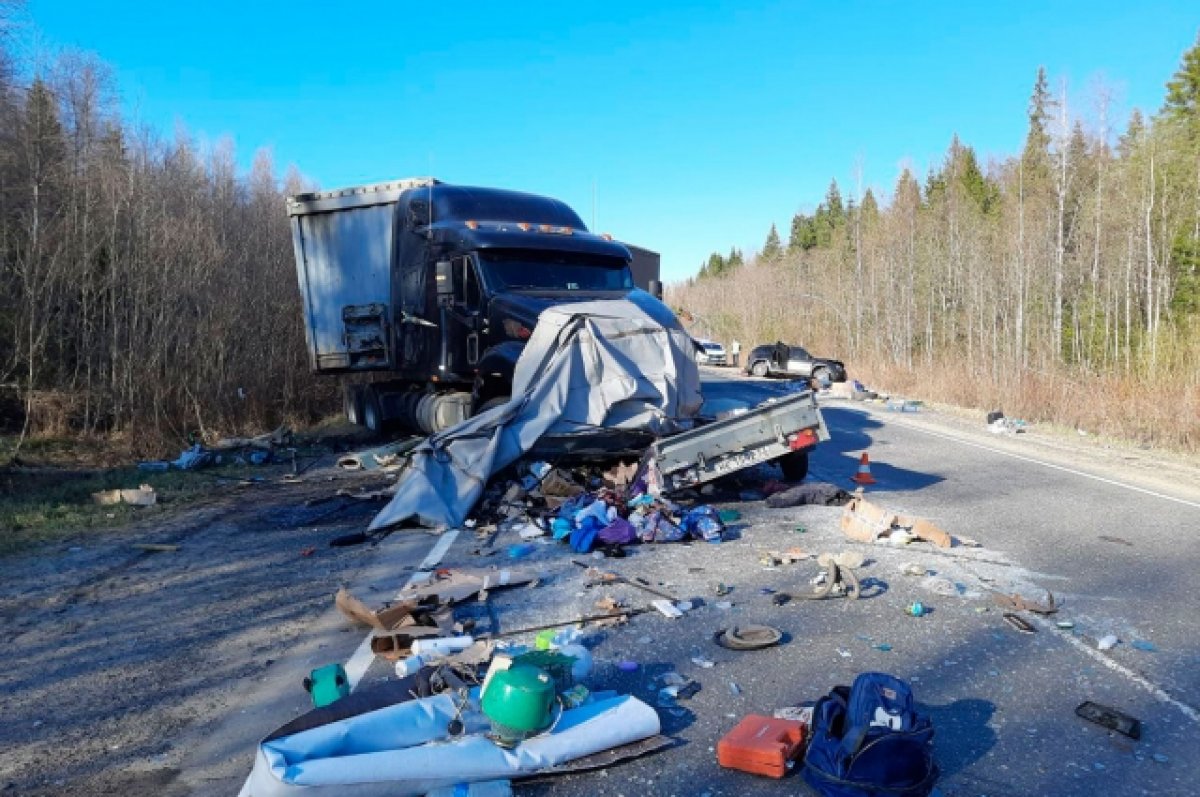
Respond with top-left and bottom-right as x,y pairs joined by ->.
751,361 -> 768,377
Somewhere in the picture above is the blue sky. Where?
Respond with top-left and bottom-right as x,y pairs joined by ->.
22,1 -> 1200,281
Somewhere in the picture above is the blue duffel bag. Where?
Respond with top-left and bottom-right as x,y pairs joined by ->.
802,672 -> 938,797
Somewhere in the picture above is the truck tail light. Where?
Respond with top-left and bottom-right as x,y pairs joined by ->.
787,428 -> 817,450
465,220 -> 478,229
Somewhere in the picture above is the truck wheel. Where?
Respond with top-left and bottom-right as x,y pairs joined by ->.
343,385 -> 364,426
750,360 -> 770,377
361,386 -> 384,436
811,366 -> 829,384
779,450 -> 809,482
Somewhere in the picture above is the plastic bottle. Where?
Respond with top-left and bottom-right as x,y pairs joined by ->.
394,655 -> 425,678
556,643 -> 593,681
425,780 -> 513,797
411,636 -> 474,657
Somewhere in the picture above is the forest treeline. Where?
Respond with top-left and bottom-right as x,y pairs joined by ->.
672,40 -> 1200,452
0,41 -> 332,455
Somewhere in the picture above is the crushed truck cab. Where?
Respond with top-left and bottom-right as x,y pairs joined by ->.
287,178 -> 665,435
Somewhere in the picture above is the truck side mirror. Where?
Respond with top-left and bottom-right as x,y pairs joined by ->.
435,260 -> 454,307
648,279 -> 663,300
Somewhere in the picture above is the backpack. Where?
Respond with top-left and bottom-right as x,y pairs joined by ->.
802,672 -> 938,797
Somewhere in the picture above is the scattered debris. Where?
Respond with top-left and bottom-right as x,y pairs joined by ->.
1131,640 -> 1157,652
764,482 -> 852,509
1075,701 -> 1142,739
988,414 -> 1027,435
840,496 -> 954,548
798,552 -> 863,600
760,547 -> 812,567
991,590 -> 1058,615
92,484 -> 157,507
885,398 -> 922,412
713,625 -> 784,651
132,543 -> 178,553
1097,634 -> 1120,651
336,437 -> 423,471
652,599 -> 684,619
1002,614 -> 1035,634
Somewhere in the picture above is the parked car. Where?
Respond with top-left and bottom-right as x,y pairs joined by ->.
693,338 -> 727,366
744,343 -> 847,382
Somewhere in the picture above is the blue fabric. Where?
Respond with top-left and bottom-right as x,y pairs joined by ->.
570,517 -> 601,553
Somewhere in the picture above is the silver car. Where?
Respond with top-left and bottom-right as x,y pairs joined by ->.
693,339 -> 727,366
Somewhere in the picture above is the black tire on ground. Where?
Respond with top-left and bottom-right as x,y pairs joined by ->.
361,386 -> 385,436
343,384 -> 364,426
750,360 -> 770,377
811,366 -> 829,384
779,450 -> 809,482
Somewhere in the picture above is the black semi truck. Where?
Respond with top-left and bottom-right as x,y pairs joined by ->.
287,178 -> 667,434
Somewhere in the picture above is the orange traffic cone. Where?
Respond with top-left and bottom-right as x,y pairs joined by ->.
851,452 -> 876,485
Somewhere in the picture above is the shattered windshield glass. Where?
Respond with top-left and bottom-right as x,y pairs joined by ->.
479,250 -> 634,292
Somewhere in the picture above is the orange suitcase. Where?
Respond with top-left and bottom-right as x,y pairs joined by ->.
716,714 -> 807,778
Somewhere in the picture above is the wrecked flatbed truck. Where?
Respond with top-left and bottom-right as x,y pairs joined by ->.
644,389 -> 830,491
286,177 -> 666,436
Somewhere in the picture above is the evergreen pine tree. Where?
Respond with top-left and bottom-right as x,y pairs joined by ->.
1163,31 -> 1200,140
761,223 -> 783,261
824,180 -> 845,223
1023,66 -> 1054,176
861,188 -> 880,221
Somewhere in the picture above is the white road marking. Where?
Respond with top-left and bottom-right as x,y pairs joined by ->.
831,408 -> 1200,724
239,529 -> 461,795
830,417 -> 1200,510
1031,614 -> 1200,726
344,529 -> 460,690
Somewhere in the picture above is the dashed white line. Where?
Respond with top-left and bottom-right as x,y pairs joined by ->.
829,417 -> 1200,510
1032,615 -> 1200,726
343,529 -> 460,690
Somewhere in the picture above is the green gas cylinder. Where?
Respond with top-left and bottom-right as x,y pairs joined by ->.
480,665 -> 556,746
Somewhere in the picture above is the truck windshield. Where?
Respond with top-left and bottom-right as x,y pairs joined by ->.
478,250 -> 634,292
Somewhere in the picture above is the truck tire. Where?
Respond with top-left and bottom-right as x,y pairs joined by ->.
811,366 -> 829,384
779,450 -> 809,482
750,360 -> 770,378
361,386 -> 385,436
343,385 -> 365,426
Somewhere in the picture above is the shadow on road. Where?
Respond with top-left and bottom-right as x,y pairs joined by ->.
813,406 -> 944,493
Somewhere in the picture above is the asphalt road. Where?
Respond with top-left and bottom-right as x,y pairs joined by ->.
4,369 -> 1199,796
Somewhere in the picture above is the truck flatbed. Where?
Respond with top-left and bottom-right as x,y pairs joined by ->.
644,390 -> 829,491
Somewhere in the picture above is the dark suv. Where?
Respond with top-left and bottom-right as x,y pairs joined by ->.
744,343 -> 847,382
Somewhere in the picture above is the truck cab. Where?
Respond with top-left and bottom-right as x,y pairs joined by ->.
288,179 -> 668,434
